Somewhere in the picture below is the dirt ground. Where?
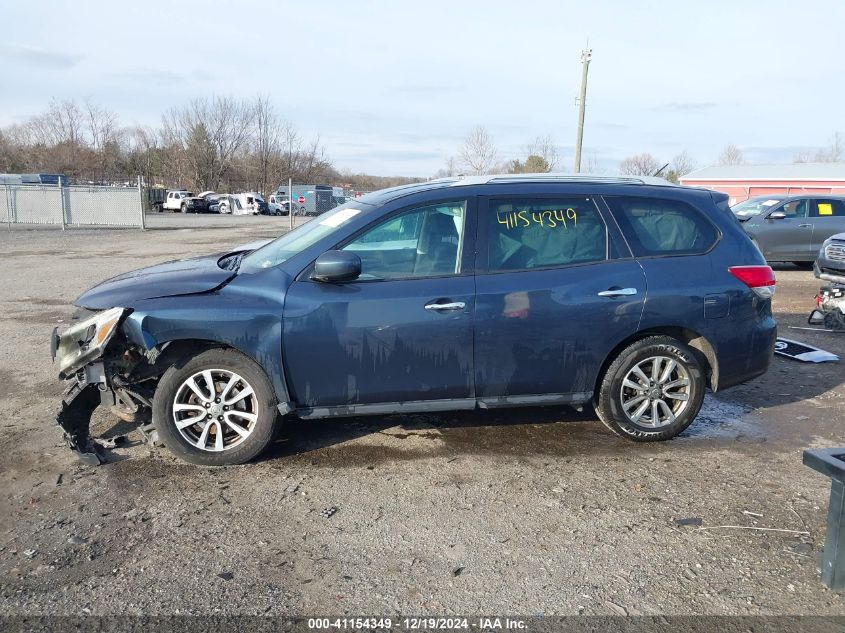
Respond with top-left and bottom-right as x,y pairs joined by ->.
0,217 -> 844,616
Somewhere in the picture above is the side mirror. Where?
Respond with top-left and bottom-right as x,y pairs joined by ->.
768,211 -> 786,220
312,250 -> 361,283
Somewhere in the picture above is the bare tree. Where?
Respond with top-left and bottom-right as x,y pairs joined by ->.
459,126 -> 498,175
581,152 -> 600,174
253,96 -> 282,196
1,95 -> 343,190
671,151 -> 696,177
85,99 -> 122,182
162,97 -> 255,190
814,132 -> 844,162
619,152 -> 660,176
524,135 -> 559,171
662,150 -> 697,183
433,156 -> 461,178
718,144 -> 744,166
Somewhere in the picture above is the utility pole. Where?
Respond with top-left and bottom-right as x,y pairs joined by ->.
574,47 -> 592,173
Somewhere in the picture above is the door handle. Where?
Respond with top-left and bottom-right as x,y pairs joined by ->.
424,301 -> 466,312
798,223 -> 812,228
597,287 -> 638,298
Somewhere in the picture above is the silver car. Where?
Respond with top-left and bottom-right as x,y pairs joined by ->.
738,195 -> 845,265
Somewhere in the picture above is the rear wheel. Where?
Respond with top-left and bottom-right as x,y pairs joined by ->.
595,336 -> 705,441
153,348 -> 278,465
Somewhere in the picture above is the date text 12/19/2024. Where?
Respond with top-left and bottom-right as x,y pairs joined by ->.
307,618 -> 528,631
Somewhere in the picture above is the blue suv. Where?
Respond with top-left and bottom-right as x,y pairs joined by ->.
52,175 -> 777,465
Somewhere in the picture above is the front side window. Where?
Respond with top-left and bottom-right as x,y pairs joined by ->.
779,199 -> 808,218
812,199 -> 845,217
606,196 -> 718,257
486,197 -> 606,271
343,201 -> 466,280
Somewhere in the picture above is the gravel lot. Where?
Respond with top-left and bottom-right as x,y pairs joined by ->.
0,217 -> 844,616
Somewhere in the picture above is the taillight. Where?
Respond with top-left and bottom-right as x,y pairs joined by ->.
729,265 -> 776,299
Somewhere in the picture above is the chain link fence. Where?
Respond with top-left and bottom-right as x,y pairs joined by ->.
0,183 -> 145,228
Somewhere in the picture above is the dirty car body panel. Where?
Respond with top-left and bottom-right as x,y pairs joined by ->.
51,177 -> 777,464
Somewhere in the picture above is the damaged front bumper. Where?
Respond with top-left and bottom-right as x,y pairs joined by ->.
52,307 -> 157,464
56,381 -> 104,465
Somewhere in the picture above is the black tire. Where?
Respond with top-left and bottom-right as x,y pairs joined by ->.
595,336 -> 705,441
791,261 -> 814,270
153,348 -> 278,465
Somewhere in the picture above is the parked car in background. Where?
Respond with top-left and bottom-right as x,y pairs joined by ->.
815,232 -> 845,285
217,193 -> 265,215
52,174 -> 776,466
268,194 -> 302,216
740,194 -> 845,265
254,194 -> 270,215
206,194 -> 225,213
180,194 -> 210,214
147,187 -> 167,212
163,190 -> 191,211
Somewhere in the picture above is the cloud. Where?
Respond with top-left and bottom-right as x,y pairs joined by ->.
106,67 -> 190,86
390,83 -> 461,95
658,102 -> 718,112
742,145 -> 818,163
338,148 -> 445,162
0,43 -> 82,69
593,121 -> 629,130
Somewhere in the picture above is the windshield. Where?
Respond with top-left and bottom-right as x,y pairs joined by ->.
731,196 -> 784,217
240,201 -> 370,272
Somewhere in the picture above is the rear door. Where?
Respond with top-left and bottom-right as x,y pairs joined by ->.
602,193 -> 725,350
473,194 -> 646,404
810,199 -> 845,253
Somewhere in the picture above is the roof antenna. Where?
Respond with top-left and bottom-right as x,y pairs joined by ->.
652,162 -> 669,177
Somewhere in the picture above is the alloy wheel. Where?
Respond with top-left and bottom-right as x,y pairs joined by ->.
172,369 -> 258,451
619,355 -> 691,428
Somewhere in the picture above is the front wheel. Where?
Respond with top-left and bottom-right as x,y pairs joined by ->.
153,348 -> 278,465
595,336 -> 705,441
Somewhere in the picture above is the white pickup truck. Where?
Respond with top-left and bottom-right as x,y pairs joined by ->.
162,190 -> 191,211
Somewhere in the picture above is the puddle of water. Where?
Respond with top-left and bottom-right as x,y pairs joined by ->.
683,394 -> 762,440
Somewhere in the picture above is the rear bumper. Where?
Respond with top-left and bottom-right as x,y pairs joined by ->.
715,314 -> 777,391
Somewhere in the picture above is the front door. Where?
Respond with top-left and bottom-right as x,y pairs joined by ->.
757,198 -> 812,259
473,194 -> 646,403
283,198 -> 476,410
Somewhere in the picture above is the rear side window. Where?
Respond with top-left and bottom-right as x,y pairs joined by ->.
605,196 -> 718,257
487,197 -> 606,271
812,199 -> 845,217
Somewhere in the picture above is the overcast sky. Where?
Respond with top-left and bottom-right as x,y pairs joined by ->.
1,0 -> 842,176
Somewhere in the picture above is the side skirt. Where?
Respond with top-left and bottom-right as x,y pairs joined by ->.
294,392 -> 593,420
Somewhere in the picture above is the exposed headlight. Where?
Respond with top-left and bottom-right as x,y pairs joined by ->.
53,307 -> 127,379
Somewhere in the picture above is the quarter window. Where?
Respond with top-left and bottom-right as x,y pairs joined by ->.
605,196 -> 718,257
487,197 -> 606,271
343,201 -> 466,279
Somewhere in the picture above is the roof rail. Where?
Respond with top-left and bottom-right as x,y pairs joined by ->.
430,173 -> 673,187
